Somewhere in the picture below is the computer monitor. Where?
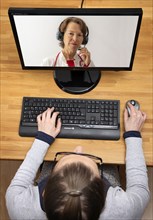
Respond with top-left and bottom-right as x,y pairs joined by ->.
8,8 -> 143,94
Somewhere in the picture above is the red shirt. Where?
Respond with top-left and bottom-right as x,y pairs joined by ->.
66,60 -> 75,67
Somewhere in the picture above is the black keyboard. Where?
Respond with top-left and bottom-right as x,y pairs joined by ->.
19,97 -> 120,140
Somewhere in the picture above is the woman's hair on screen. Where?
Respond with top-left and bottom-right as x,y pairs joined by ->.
56,17 -> 89,48
44,162 -> 105,220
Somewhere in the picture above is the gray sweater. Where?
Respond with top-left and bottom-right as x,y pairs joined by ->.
6,137 -> 150,220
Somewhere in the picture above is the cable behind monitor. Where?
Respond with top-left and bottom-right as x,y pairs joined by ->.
80,0 -> 85,8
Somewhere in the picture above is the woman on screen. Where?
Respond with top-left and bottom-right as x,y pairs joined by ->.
42,17 -> 95,67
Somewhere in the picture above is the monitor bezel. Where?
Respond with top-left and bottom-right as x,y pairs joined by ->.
8,7 -> 143,71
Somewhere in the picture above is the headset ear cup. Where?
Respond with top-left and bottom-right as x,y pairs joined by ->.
82,35 -> 88,45
82,26 -> 89,45
56,31 -> 64,41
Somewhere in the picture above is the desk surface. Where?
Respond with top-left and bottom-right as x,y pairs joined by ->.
1,0 -> 153,165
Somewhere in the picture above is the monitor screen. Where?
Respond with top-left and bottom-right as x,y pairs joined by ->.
8,8 -> 143,94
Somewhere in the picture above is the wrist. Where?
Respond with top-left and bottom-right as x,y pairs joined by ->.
36,131 -> 55,145
123,131 -> 141,139
84,61 -> 90,67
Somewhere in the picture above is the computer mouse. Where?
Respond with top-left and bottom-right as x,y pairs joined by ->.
126,100 -> 140,116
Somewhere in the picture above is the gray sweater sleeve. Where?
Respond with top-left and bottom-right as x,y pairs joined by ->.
100,137 -> 150,220
5,139 -> 50,219
125,137 -> 150,216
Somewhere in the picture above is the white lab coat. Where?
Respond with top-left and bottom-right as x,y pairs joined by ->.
41,51 -> 95,67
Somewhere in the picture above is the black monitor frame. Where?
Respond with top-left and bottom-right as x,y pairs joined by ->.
8,8 -> 143,94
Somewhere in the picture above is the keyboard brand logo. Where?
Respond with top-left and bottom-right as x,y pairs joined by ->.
63,127 -> 75,130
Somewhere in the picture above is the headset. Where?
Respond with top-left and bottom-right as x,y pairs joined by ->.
56,18 -> 89,45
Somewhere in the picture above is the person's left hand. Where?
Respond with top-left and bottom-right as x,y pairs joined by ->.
79,47 -> 91,66
37,107 -> 62,138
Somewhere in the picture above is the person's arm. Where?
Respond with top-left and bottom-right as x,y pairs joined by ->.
101,104 -> 150,220
5,108 -> 61,213
123,103 -> 150,217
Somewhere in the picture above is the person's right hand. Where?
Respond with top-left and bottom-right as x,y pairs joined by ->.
78,47 -> 91,66
37,107 -> 62,138
124,102 -> 147,132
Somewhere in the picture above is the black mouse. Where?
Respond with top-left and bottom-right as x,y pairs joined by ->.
126,100 -> 140,116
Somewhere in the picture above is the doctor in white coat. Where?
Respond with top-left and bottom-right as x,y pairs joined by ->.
42,17 -> 95,67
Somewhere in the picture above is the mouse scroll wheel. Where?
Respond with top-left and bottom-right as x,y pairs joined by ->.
131,100 -> 135,106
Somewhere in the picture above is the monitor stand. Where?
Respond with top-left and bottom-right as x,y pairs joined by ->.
54,69 -> 101,94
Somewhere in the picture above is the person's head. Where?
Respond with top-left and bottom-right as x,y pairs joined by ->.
43,150 -> 105,220
57,17 -> 89,49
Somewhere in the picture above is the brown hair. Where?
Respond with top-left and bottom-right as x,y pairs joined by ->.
58,17 -> 89,48
44,162 -> 105,220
